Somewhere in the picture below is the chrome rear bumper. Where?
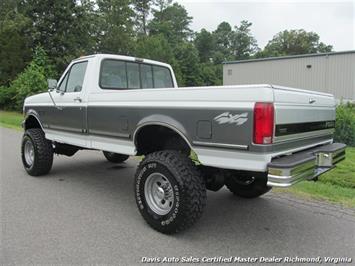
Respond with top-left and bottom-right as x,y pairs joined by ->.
267,143 -> 346,187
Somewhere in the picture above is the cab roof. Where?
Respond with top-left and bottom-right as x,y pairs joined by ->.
72,54 -> 172,68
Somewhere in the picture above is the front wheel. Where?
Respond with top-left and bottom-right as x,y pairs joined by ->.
225,172 -> 271,198
134,150 -> 206,234
21,128 -> 53,176
103,151 -> 129,163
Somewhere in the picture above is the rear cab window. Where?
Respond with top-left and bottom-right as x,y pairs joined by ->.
99,59 -> 173,90
100,60 -> 127,89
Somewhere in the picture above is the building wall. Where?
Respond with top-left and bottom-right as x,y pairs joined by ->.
223,53 -> 355,100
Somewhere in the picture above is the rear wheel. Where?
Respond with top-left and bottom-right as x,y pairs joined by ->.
21,128 -> 53,176
225,172 -> 271,198
134,150 -> 206,234
103,151 -> 129,163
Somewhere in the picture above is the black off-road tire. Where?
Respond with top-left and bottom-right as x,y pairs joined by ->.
134,150 -> 206,234
103,151 -> 129,163
21,128 -> 53,176
225,172 -> 271,198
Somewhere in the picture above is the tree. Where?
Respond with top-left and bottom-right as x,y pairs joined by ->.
135,34 -> 176,65
0,0 -> 18,18
19,0 -> 96,75
152,0 -> 173,12
1,47 -> 54,111
174,43 -> 202,86
0,9 -> 32,86
194,28 -> 223,85
212,22 -> 233,62
258,29 -> 333,57
230,20 -> 258,59
149,3 -> 193,46
133,0 -> 152,35
96,0 -> 135,55
135,34 -> 182,84
200,63 -> 222,86
194,29 -> 216,63
0,0 -> 337,94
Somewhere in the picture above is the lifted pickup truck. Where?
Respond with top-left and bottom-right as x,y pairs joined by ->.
22,54 -> 346,233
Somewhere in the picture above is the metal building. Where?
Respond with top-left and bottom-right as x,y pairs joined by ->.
223,51 -> 355,100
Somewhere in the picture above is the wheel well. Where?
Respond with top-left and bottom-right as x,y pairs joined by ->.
24,115 -> 42,130
135,125 -> 191,155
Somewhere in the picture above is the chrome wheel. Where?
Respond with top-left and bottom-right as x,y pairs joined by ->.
24,140 -> 35,166
144,173 -> 174,215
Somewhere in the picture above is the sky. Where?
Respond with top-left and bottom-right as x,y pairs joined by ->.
176,0 -> 355,51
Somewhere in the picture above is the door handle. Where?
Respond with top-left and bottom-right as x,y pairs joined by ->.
74,97 -> 82,103
309,98 -> 316,104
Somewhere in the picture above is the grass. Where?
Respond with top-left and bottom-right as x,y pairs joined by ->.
0,110 -> 23,130
1,110 -> 354,207
277,181 -> 355,208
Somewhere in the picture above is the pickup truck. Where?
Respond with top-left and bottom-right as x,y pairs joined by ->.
21,54 -> 346,234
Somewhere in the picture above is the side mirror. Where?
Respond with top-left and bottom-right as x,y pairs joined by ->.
47,79 -> 57,91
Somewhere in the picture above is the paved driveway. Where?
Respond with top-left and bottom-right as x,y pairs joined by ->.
1,127 -> 354,265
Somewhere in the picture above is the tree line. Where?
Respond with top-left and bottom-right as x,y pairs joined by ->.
0,0 -> 333,110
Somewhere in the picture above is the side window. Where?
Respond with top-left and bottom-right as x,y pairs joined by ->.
127,62 -> 140,89
100,60 -> 127,89
140,64 -> 153,89
153,66 -> 173,88
66,61 -> 88,93
57,73 -> 68,91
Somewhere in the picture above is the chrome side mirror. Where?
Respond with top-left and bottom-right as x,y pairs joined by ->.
47,79 -> 62,110
47,79 -> 58,91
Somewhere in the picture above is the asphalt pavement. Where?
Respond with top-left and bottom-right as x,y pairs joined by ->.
1,127 -> 354,265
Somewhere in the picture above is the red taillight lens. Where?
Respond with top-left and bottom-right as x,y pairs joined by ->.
253,102 -> 274,144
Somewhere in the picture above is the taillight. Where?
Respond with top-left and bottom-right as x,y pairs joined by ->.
253,102 -> 274,144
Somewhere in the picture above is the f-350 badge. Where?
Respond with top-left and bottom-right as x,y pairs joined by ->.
214,112 -> 248,125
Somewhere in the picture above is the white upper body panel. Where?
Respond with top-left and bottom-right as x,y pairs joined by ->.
24,54 -> 335,113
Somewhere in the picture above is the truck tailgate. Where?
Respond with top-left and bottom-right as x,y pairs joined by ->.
272,85 -> 336,143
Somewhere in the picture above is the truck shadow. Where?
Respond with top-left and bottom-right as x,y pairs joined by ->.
48,153 -> 324,247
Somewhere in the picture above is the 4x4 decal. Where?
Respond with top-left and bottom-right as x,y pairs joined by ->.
214,112 -> 248,125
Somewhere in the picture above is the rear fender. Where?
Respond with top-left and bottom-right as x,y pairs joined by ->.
133,115 -> 192,149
